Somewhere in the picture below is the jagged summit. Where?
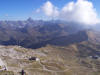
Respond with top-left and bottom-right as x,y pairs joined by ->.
27,17 -> 33,22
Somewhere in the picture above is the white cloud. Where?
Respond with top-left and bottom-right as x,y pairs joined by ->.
36,0 -> 100,25
60,0 -> 100,25
42,1 -> 59,17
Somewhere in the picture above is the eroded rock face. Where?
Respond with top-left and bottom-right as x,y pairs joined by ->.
0,58 -> 7,70
0,58 -> 5,67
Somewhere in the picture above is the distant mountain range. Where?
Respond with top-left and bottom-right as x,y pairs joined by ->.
0,18 -> 100,49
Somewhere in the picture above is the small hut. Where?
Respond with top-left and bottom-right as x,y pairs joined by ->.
29,57 -> 40,61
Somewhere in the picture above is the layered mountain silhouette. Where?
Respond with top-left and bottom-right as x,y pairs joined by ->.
0,19 -> 99,49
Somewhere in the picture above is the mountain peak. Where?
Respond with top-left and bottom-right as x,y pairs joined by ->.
27,17 -> 33,22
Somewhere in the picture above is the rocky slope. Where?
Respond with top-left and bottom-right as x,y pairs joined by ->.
0,43 -> 100,75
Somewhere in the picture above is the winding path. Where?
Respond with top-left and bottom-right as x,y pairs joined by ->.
26,60 -> 70,73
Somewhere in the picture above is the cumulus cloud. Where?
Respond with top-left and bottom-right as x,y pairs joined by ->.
36,0 -> 100,25
60,0 -> 100,25
42,1 -> 59,17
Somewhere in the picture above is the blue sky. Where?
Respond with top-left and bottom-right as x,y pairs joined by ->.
0,0 -> 100,20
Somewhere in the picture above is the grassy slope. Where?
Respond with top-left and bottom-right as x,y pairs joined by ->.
0,43 -> 100,75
